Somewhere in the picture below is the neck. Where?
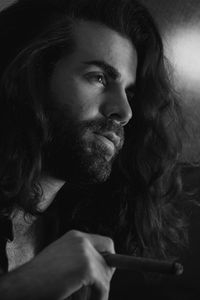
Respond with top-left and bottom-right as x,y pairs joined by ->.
37,176 -> 65,212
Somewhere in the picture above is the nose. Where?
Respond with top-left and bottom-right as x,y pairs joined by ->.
100,89 -> 132,126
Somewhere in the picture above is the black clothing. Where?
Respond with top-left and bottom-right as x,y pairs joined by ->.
0,183 -> 145,299
1,181 -> 197,299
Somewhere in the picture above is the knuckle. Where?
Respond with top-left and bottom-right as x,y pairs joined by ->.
81,243 -> 91,260
67,231 -> 90,249
104,237 -> 115,251
67,229 -> 82,238
79,236 -> 91,250
66,230 -> 92,254
76,237 -> 92,259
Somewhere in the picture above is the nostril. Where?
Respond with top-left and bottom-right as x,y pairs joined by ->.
108,109 -> 132,126
100,90 -> 133,125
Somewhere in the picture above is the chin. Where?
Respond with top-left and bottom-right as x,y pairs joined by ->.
87,168 -> 112,184
44,137 -> 116,185
71,160 -> 112,185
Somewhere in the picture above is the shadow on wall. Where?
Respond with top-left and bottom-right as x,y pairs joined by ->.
140,0 -> 200,164
137,2 -> 200,299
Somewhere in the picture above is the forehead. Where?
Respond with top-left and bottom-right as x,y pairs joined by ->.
72,20 -> 137,81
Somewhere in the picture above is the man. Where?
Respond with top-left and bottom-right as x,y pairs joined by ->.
0,0 -> 187,299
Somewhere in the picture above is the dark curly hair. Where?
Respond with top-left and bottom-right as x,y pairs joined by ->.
0,0 -> 187,259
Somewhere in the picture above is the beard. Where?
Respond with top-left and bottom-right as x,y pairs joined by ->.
43,109 -> 124,184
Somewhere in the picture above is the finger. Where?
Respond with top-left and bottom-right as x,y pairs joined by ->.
77,231 -> 115,254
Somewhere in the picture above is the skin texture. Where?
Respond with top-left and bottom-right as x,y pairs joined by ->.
50,21 -> 136,123
45,20 -> 137,183
1,230 -> 115,300
0,21 -> 137,300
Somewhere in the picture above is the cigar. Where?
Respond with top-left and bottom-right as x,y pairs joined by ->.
102,253 -> 183,275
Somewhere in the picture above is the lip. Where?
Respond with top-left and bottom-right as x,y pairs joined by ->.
95,131 -> 121,149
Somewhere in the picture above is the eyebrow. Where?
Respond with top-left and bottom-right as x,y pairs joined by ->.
82,60 -> 136,91
82,60 -> 121,81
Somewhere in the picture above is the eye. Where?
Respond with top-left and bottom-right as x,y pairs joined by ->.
96,74 -> 106,86
85,72 -> 107,87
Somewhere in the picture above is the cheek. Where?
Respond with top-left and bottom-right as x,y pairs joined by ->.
50,70 -> 100,121
63,79 -> 101,121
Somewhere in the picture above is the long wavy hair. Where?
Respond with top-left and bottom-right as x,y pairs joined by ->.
0,0 -> 187,259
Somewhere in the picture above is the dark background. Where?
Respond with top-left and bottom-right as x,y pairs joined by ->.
140,0 -> 200,164
1,0 -> 200,299
137,4 -> 200,297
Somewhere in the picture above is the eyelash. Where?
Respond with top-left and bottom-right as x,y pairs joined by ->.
85,72 -> 135,102
86,72 -> 108,87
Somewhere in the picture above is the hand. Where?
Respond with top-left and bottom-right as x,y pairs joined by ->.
30,230 -> 116,300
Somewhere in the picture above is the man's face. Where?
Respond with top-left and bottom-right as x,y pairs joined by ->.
44,21 -> 137,184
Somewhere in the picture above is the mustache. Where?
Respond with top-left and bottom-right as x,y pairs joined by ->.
82,118 -> 124,140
